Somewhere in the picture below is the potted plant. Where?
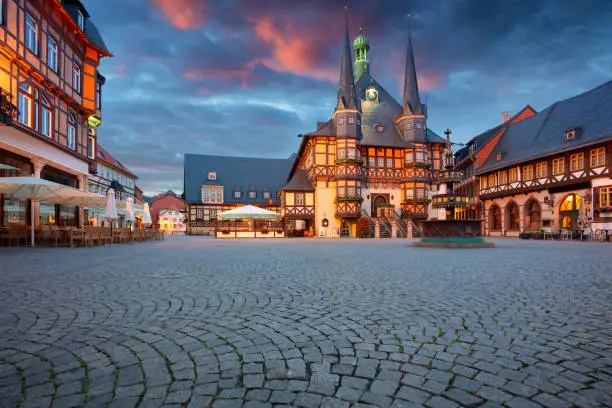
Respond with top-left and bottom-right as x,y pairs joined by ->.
356,216 -> 371,238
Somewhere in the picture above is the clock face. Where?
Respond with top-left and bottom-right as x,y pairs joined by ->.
366,88 -> 378,101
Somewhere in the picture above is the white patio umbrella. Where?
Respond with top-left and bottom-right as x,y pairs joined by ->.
105,188 -> 118,227
0,177 -> 106,246
218,204 -> 281,220
125,197 -> 135,226
142,202 -> 152,226
0,163 -> 19,170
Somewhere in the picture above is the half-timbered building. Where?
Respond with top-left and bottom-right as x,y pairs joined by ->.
0,0 -> 111,227
284,17 -> 446,237
184,154 -> 292,236
475,80 -> 612,236
454,107 -> 536,221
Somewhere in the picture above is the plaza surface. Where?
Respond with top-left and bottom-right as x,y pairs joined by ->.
0,238 -> 611,408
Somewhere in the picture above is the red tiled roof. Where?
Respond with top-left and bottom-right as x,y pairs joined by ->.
96,145 -> 137,178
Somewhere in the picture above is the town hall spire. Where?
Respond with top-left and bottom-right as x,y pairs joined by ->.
401,14 -> 423,116
336,5 -> 357,111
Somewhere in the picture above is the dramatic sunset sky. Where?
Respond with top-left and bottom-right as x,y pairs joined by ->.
84,0 -> 612,196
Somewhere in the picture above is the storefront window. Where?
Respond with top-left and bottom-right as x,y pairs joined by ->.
39,203 -> 56,225
2,198 -> 27,225
59,205 -> 77,227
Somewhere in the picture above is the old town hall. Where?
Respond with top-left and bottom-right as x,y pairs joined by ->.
185,12 -> 447,237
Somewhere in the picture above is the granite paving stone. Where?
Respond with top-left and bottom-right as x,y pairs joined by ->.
0,237 -> 609,407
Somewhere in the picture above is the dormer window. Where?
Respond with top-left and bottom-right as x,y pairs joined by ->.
77,10 -> 85,31
348,117 -> 355,124
338,117 -> 345,125
248,191 -> 256,199
496,153 -> 503,161
263,191 -> 271,200
233,191 -> 241,199
208,171 -> 216,181
376,124 -> 384,132
565,128 -> 576,141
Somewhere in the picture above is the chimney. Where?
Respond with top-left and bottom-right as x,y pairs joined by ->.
501,112 -> 511,123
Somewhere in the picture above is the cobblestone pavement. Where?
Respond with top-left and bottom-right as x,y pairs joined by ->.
0,237 -> 611,408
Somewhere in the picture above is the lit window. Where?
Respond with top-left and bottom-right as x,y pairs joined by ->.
248,191 -> 256,199
47,38 -> 58,71
565,128 -> 576,141
208,171 -> 216,181
488,174 -> 496,187
295,193 -> 305,206
263,191 -> 271,199
77,10 -> 85,30
25,14 -> 38,54
67,114 -> 76,149
498,170 -> 507,184
72,64 -> 81,92
599,186 -> 612,208
536,162 -> 547,178
337,149 -> 346,158
338,117 -> 345,125
522,166 -> 533,181
347,187 -> 356,197
570,153 -> 584,171
552,158 -> 564,175
347,148 -> 355,159
590,147 -> 605,167
508,168 -> 517,183
496,152 -> 503,161
480,177 -> 488,190
18,84 -> 32,126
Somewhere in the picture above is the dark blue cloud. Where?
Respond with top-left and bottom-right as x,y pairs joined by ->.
83,0 -> 612,195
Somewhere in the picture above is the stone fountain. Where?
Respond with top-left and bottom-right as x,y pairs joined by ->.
413,129 -> 494,248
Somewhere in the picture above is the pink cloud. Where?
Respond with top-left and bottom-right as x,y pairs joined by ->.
150,0 -> 207,30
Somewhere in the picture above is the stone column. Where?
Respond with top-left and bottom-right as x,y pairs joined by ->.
391,221 -> 397,239
406,220 -> 413,238
374,220 -> 380,239
31,160 -> 44,228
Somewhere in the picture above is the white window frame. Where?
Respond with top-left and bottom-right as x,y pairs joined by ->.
77,10 -> 85,30
233,190 -> 241,199
47,37 -> 58,71
386,158 -> 393,168
40,99 -> 51,137
377,157 -> 384,168
263,191 -> 271,200
348,117 -> 354,124
295,193 -> 305,206
18,89 -> 31,126
208,171 -> 216,181
248,191 -> 256,199
87,135 -> 95,159
67,114 -> 76,149
72,64 -> 81,92
25,14 -> 38,54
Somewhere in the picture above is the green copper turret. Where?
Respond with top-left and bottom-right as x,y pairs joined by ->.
353,29 -> 369,81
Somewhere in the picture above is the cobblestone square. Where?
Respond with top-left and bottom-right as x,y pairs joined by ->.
0,237 -> 611,408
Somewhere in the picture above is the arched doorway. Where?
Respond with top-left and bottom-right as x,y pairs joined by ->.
505,201 -> 520,231
371,194 -> 388,217
524,199 -> 541,230
559,194 -> 581,230
489,205 -> 502,231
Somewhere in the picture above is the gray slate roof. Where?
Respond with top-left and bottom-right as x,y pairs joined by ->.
476,80 -> 612,174
455,124 -> 504,163
184,154 -> 292,205
283,169 -> 314,191
304,72 -> 444,147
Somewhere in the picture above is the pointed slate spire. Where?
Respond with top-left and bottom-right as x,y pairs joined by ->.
336,5 -> 357,111
401,14 -> 423,116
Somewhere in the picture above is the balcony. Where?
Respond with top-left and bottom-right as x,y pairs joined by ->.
0,89 -> 18,125
404,160 -> 430,168
403,190 -> 430,204
431,194 -> 470,208
433,169 -> 464,184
